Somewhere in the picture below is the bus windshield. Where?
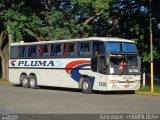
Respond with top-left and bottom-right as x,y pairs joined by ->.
107,42 -> 138,53
110,54 -> 140,75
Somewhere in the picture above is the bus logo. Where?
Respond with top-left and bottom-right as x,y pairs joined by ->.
10,60 -> 54,67
18,60 -> 54,67
11,60 -> 16,66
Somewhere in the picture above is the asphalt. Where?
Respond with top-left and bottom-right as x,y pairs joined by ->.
0,83 -> 160,120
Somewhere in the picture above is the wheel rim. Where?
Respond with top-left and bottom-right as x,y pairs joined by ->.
23,78 -> 28,85
30,79 -> 35,87
83,81 -> 89,90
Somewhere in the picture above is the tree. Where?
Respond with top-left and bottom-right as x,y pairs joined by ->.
0,0 -> 160,80
0,0 -> 12,79
103,0 -> 160,63
0,0 -> 42,79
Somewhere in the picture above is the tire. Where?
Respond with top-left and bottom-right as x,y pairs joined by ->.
81,77 -> 92,94
29,75 -> 38,89
21,75 -> 29,88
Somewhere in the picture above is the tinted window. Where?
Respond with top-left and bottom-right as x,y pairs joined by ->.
78,42 -> 91,56
122,43 -> 137,53
63,43 -> 76,56
93,42 -> 105,55
39,45 -> 50,57
50,44 -> 62,56
19,46 -> 27,57
28,46 -> 38,57
10,46 -> 18,58
107,42 -> 137,53
107,42 -> 121,52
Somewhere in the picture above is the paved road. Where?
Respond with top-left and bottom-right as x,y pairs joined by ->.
0,84 -> 160,114
0,83 -> 160,119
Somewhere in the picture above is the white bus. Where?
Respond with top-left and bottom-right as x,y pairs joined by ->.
9,37 -> 141,93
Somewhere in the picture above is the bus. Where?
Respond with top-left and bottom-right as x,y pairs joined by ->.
9,37 -> 141,93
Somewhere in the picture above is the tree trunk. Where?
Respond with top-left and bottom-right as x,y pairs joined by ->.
0,25 -> 12,80
7,25 -> 13,45
0,49 -> 8,80
79,12 -> 101,37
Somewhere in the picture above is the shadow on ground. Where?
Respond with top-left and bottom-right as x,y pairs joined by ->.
13,84 -> 135,95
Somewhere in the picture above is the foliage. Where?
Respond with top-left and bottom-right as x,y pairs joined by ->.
0,0 -> 160,79
154,85 -> 160,93
139,84 -> 160,93
139,85 -> 150,92
107,0 -> 160,62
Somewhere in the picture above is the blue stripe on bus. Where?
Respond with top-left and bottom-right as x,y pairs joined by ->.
69,64 -> 95,89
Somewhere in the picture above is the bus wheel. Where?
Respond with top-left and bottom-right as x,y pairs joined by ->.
29,75 -> 37,89
21,75 -> 29,88
81,78 -> 92,94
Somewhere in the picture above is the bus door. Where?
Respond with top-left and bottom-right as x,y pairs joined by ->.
91,54 -> 109,74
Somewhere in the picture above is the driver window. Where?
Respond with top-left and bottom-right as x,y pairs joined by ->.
93,42 -> 105,56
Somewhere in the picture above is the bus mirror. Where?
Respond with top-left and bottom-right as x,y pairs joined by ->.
106,55 -> 110,66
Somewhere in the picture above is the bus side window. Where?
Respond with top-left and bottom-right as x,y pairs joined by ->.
28,46 -> 32,57
55,44 -> 62,56
28,46 -> 38,57
19,47 -> 23,57
69,43 -> 75,56
93,42 -> 105,56
22,46 -> 27,57
10,46 -> 18,58
42,45 -> 49,57
51,44 -> 55,56
78,43 -> 83,56
32,46 -> 38,57
50,45 -> 55,56
84,43 -> 90,55
78,42 -> 90,56
39,46 -> 43,57
19,46 -> 27,58
63,44 -> 69,56
63,43 -> 76,57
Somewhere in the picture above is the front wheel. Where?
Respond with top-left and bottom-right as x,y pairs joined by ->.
29,75 -> 38,89
81,78 -> 92,94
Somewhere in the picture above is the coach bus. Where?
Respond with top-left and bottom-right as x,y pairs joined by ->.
9,37 -> 141,93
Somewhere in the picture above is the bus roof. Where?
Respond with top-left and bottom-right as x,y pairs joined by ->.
10,37 -> 135,46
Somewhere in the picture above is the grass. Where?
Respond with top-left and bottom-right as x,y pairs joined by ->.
136,91 -> 160,96
138,85 -> 150,92
136,84 -> 160,96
